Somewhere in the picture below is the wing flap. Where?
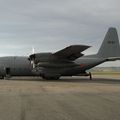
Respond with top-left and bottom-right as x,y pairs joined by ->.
53,45 -> 90,61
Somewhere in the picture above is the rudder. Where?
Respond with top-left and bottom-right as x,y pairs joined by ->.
97,27 -> 120,58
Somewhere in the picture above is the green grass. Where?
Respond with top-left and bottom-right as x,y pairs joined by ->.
92,72 -> 120,76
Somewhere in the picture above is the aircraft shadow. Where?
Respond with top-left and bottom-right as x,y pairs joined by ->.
59,78 -> 120,84
4,76 -> 120,85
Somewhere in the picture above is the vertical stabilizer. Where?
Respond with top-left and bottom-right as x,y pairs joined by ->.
97,27 -> 120,58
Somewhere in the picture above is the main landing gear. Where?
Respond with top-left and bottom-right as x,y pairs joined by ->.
89,72 -> 92,80
78,72 -> 92,80
42,75 -> 60,80
83,72 -> 92,80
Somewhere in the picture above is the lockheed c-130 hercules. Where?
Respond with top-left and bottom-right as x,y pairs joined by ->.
0,27 -> 120,80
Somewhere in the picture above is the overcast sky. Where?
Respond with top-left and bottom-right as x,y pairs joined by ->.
0,0 -> 120,67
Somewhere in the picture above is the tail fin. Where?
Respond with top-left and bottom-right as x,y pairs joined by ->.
97,27 -> 120,58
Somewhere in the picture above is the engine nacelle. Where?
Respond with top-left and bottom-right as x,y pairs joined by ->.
37,62 -> 77,68
29,53 -> 53,63
31,67 -> 61,80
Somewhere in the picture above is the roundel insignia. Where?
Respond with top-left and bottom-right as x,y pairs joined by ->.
80,64 -> 86,67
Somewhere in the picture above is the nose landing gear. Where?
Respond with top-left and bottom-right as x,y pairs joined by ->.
4,67 -> 11,79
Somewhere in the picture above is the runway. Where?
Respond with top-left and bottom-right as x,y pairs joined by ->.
0,76 -> 120,120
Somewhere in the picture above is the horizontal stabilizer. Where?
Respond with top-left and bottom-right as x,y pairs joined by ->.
53,45 -> 90,61
106,57 -> 120,61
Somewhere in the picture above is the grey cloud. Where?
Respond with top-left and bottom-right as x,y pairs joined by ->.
0,0 -> 119,66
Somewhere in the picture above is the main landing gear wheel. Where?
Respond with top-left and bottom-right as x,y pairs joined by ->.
0,76 -> 4,79
42,76 -> 60,80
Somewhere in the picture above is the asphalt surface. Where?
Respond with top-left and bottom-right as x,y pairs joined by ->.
0,76 -> 120,120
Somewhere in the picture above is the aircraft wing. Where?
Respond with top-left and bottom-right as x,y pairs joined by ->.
53,45 -> 90,61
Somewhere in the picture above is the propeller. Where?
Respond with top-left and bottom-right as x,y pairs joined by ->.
30,54 -> 36,68
32,47 -> 35,54
28,47 -> 36,68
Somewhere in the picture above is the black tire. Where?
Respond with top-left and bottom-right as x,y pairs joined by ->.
0,76 -> 4,79
42,76 -> 60,80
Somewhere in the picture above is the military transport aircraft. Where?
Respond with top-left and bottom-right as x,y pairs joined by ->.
0,27 -> 120,80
